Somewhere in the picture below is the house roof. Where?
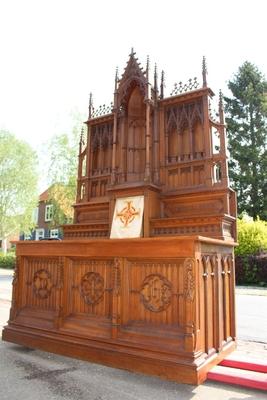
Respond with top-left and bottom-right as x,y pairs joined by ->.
39,188 -> 49,202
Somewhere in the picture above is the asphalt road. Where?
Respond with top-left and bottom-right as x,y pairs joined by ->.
236,294 -> 267,343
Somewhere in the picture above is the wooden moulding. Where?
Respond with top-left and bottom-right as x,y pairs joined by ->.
2,236 -> 237,385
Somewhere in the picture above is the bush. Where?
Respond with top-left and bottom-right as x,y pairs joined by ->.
236,218 -> 267,256
0,254 -> 15,269
235,253 -> 267,286
234,218 -> 267,286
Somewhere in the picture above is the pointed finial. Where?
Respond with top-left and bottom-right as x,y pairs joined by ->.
146,55 -> 150,77
114,66 -> 119,91
160,70 -> 165,99
154,63 -> 158,93
79,126 -> 85,153
219,89 -> 224,123
88,92 -> 93,119
130,47 -> 135,56
202,56 -> 207,87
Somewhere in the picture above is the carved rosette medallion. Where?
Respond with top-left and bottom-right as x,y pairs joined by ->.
33,269 -> 53,299
140,274 -> 172,312
80,272 -> 104,305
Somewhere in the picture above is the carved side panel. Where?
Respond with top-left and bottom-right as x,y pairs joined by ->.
24,257 -> 63,311
70,259 -> 113,318
9,256 -> 20,321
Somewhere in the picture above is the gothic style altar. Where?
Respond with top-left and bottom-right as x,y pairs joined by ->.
2,51 -> 237,385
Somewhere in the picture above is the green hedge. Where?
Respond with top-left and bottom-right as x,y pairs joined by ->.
235,254 -> 267,286
235,218 -> 267,286
0,254 -> 16,269
236,218 -> 267,256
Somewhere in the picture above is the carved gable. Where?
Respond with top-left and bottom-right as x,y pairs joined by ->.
118,51 -> 146,106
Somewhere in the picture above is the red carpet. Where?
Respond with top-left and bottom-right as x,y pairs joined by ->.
207,356 -> 267,391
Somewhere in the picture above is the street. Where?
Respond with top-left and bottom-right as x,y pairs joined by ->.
236,294 -> 267,343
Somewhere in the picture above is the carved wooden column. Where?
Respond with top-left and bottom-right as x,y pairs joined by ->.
184,258 -> 196,352
218,90 -> 229,187
120,112 -> 126,182
144,57 -> 151,182
153,65 -> 160,184
202,58 -> 213,187
189,123 -> 193,160
99,134 -> 104,174
111,258 -> 122,339
86,94 -> 93,199
111,69 -> 119,184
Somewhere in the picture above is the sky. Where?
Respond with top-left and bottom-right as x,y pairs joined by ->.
0,0 -> 266,153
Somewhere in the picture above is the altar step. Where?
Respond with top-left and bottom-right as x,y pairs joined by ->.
207,356 -> 267,391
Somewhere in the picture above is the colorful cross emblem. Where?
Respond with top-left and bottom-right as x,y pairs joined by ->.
116,201 -> 140,227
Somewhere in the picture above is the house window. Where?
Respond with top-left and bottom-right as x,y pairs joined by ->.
50,229 -> 59,239
45,204 -> 53,221
36,228 -> 45,241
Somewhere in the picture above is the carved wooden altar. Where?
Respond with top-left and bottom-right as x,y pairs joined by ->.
2,51 -> 237,385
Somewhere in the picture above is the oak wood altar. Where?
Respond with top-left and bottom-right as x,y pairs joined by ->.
2,52 -> 237,385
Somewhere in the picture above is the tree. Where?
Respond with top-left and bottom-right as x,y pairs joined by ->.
0,130 -> 38,254
46,110 -> 85,227
224,62 -> 267,220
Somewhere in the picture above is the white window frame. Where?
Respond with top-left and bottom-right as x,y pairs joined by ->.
36,228 -> 45,241
45,204 -> 53,222
50,229 -> 59,239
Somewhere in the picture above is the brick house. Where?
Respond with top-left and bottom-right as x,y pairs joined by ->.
21,188 -> 62,240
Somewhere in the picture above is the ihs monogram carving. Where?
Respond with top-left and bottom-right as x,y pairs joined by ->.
80,272 -> 104,305
184,259 -> 195,302
140,274 -> 172,312
33,269 -> 53,299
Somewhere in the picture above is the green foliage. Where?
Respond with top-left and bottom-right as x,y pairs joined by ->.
224,61 -> 267,220
235,217 -> 267,256
46,111 -> 85,226
235,254 -> 267,286
0,130 -> 39,254
0,254 -> 15,269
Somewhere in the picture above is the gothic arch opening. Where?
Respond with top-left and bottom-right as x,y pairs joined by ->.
126,85 -> 146,181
